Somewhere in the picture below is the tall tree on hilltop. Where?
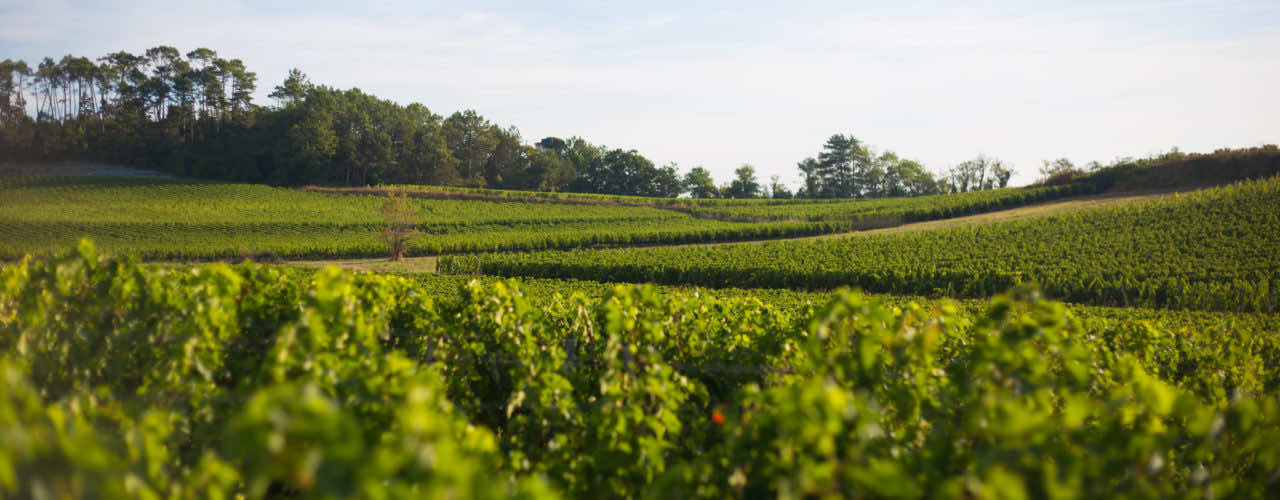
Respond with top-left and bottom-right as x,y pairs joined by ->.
768,175 -> 793,199
797,133 -> 948,198
143,46 -> 181,120
443,110 -> 497,186
561,136 -> 602,185
0,59 -> 34,157
0,59 -> 32,123
520,146 -> 575,191
883,157 -> 940,196
816,134 -> 870,198
723,164 -> 762,199
185,48 -> 226,136
386,102 -> 457,185
224,58 -> 256,123
653,162 -> 684,197
484,125 -> 525,187
98,51 -> 147,118
574,148 -> 673,196
34,57 -> 56,120
948,155 -> 1013,193
989,159 -> 1014,189
269,68 -> 312,108
684,166 -> 719,198
796,157 -> 821,198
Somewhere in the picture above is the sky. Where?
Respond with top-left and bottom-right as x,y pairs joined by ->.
2,0 -> 1278,187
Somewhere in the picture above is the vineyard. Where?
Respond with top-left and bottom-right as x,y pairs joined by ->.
311,183 -> 1084,223
0,177 -> 818,260
677,184 -> 1084,222
5,163 -> 1280,498
402,273 -> 1280,333
0,176 -> 1083,260
0,0 -> 1275,492
3,246 -> 1280,498
441,177 -> 1280,312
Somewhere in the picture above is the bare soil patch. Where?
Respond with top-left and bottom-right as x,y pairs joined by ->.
287,256 -> 438,274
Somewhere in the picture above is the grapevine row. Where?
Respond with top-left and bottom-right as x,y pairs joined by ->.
441,177 -> 1280,312
3,246 -> 1279,498
2,176 -> 1089,261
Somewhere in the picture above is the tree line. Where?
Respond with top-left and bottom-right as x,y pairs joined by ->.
790,134 -> 1013,199
1,47 -> 1017,198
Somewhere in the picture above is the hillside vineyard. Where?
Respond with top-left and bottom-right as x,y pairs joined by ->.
442,177 -> 1280,312
4,151 -> 1280,498
0,176 -> 1078,260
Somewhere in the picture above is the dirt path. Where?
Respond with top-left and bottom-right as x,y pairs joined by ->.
834,189 -> 1189,237
287,256 -> 439,274
282,188 -> 1192,273
623,188 -> 1195,248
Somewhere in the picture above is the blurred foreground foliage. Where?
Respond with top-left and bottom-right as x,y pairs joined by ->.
2,242 -> 1279,498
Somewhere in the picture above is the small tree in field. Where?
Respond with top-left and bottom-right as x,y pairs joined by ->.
379,190 -> 419,261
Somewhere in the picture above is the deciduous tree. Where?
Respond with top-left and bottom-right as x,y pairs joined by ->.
723,164 -> 762,199
684,166 -> 719,198
378,189 -> 419,261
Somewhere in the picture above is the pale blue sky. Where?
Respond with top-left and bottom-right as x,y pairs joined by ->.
3,0 -> 1278,186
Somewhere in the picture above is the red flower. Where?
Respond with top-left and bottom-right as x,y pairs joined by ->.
712,410 -> 725,425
